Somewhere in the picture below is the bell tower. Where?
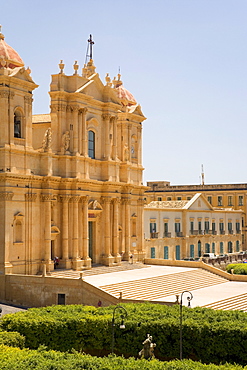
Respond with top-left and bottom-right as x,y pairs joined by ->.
0,26 -> 38,171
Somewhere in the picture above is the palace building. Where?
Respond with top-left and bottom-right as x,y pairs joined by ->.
145,181 -> 246,251
0,30 -> 147,275
144,193 -> 243,260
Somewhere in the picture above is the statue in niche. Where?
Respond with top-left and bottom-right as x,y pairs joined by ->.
61,131 -> 70,153
123,143 -> 129,162
42,128 -> 52,151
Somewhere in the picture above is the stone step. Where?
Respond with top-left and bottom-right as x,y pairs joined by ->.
203,293 -> 247,312
99,269 -> 227,300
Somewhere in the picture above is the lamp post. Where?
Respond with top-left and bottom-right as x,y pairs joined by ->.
179,290 -> 193,360
111,305 -> 128,354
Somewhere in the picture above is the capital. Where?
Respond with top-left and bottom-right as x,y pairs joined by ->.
59,195 -> 71,203
41,194 -> 53,202
0,192 -> 14,201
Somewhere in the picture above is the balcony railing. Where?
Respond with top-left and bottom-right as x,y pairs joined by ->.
150,232 -> 159,239
228,230 -> 233,234
212,230 -> 217,235
236,230 -> 241,234
220,230 -> 225,235
163,232 -> 171,238
190,230 -> 198,235
175,231 -> 183,237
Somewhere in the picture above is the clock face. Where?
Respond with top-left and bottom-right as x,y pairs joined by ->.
131,146 -> 135,154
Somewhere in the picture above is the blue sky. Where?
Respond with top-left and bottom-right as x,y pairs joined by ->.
2,0 -> 247,185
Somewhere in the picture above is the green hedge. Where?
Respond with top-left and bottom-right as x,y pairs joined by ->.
1,303 -> 247,365
0,345 -> 246,370
0,330 -> 25,348
226,263 -> 247,275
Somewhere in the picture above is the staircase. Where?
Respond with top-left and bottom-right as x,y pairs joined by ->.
99,269 -> 227,301
202,293 -> 247,312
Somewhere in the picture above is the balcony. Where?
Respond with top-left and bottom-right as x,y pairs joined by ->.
175,231 -> 183,237
163,232 -> 171,238
220,230 -> 225,235
150,232 -> 159,239
236,230 -> 241,234
190,230 -> 199,235
212,230 -> 217,235
228,230 -> 233,234
198,230 -> 204,235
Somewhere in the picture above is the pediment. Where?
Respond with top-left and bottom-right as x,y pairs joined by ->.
184,193 -> 213,211
88,200 -> 103,211
127,104 -> 145,118
76,73 -> 105,101
9,67 -> 37,85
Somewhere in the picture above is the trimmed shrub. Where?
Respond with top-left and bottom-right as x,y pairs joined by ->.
0,330 -> 25,348
1,303 -> 247,365
226,263 -> 247,275
0,345 -> 246,370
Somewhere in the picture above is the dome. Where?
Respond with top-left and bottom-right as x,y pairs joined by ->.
0,30 -> 24,69
116,85 -> 137,106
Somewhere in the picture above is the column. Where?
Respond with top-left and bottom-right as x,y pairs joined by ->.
101,197 -> 114,266
137,198 -> 145,261
112,116 -> 117,160
71,196 -> 80,268
123,199 -> 131,259
81,108 -> 88,156
113,198 -> 121,264
82,196 -> 91,268
59,195 -> 70,268
102,114 -> 111,159
41,194 -> 53,271
121,199 -> 126,255
72,106 -> 79,154
0,192 -> 14,274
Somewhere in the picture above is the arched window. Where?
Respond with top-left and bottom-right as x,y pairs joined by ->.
88,130 -> 95,159
14,111 -> 22,138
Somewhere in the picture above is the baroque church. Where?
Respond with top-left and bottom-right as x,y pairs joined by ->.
0,30 -> 146,275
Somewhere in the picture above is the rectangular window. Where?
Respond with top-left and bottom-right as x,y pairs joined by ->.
177,197 -> 182,201
164,222 -> 168,233
205,221 -> 210,232
187,197 -> 191,200
212,243 -> 215,254
167,197 -> 172,201
239,196 -> 243,206
57,294 -> 65,305
212,222 -> 216,231
175,222 -> 180,233
218,196 -> 223,206
205,243 -> 210,253
219,222 -> 224,231
228,222 -> 232,231
236,241 -> 240,252
175,245 -> 180,260
207,196 -> 212,204
220,242 -> 224,254
150,222 -> 156,233
190,221 -> 194,231
236,222 -> 240,233
158,197 -> 162,201
164,246 -> 169,259
228,196 -> 233,206
190,245 -> 194,258
151,247 -> 155,258
198,221 -> 202,231
88,130 -> 95,159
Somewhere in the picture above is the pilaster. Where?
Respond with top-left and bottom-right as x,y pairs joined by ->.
59,195 -> 71,269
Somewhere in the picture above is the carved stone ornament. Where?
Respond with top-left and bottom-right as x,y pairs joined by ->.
102,113 -> 111,121
24,96 -> 33,104
25,193 -> 37,202
0,192 -> 14,201
41,194 -> 53,202
0,91 -> 9,99
59,195 -> 71,203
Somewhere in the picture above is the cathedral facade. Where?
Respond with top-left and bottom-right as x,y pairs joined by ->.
0,30 -> 146,275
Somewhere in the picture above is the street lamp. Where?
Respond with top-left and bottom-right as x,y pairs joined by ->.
179,290 -> 193,360
111,305 -> 128,354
